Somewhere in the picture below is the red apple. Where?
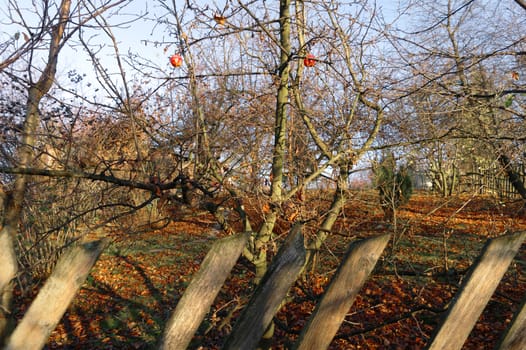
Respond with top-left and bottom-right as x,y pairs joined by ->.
169,54 -> 183,68
304,53 -> 316,67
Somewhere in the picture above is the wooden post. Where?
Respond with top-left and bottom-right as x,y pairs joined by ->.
426,231 -> 526,350
497,297 -> 526,350
293,234 -> 391,350
5,239 -> 108,350
159,232 -> 249,350
223,223 -> 306,350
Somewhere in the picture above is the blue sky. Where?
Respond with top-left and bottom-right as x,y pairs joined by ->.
0,0 -> 406,102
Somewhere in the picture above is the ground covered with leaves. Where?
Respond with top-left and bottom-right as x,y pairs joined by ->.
13,192 -> 526,349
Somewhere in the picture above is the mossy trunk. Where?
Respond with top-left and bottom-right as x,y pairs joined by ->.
251,0 -> 291,284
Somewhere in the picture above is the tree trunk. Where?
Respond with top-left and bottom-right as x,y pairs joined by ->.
250,0 -> 292,283
0,229 -> 17,343
0,0 -> 71,343
305,166 -> 349,271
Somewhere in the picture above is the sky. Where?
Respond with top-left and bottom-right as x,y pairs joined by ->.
0,0 -> 406,103
0,1 -> 165,96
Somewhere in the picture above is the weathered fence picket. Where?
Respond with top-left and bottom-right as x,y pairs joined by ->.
5,239 -> 108,350
222,223 -> 306,350
160,232 -> 249,350
497,297 -> 526,350
293,233 -> 391,350
426,231 -> 526,350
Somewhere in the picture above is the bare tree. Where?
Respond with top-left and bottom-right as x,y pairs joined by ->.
0,1 -> 73,340
290,0 -> 393,267
144,0 -> 405,279
0,0 -> 131,342
386,0 -> 526,198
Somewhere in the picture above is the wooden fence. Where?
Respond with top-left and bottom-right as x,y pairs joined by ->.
4,228 -> 525,350
159,227 -> 526,350
414,163 -> 526,199
461,163 -> 526,199
4,239 -> 108,350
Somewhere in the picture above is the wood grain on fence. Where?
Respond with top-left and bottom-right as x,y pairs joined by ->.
5,239 -> 108,350
426,231 -> 526,350
160,232 -> 249,350
497,297 -> 526,350
223,223 -> 306,350
293,234 -> 391,350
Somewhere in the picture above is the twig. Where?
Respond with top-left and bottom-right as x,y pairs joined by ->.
338,305 -> 446,339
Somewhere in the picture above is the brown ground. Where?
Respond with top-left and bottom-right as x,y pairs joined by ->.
13,191 -> 526,349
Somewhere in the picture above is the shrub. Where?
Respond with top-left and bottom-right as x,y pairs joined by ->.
374,154 -> 413,220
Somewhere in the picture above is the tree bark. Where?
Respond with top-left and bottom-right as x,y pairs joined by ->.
0,0 -> 71,343
514,0 -> 526,11
250,0 -> 292,284
305,166 -> 349,271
